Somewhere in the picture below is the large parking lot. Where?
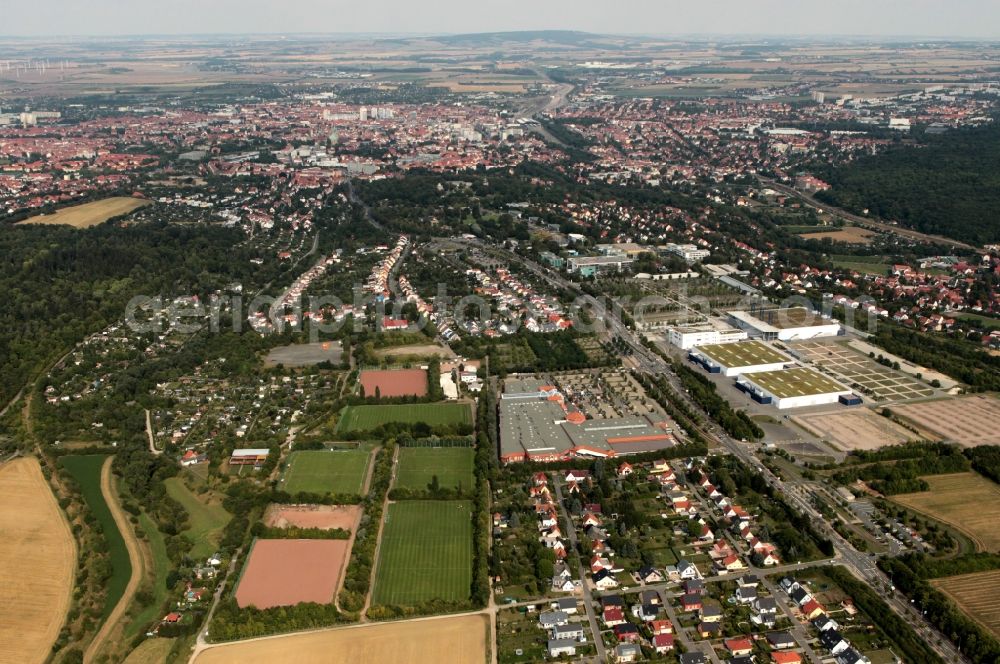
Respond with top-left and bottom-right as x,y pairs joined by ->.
789,341 -> 934,402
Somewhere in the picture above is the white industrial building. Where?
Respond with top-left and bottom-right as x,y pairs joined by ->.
688,340 -> 792,377
668,324 -> 748,350
736,367 -> 853,410
727,308 -> 840,342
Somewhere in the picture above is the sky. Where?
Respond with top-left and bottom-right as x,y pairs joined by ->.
4,0 -> 1000,39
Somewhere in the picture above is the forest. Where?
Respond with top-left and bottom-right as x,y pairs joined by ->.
0,220 -> 263,410
814,119 -> 1000,244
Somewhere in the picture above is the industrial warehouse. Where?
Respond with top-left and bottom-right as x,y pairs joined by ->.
736,367 -> 856,409
688,340 -> 792,376
728,307 -> 841,341
499,377 -> 677,463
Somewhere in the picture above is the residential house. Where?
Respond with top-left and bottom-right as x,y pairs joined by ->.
733,582 -> 757,603
603,606 -> 627,627
679,654 -> 706,664
819,629 -> 850,655
836,648 -> 871,664
552,623 -> 586,641
593,569 -> 619,590
548,639 -> 577,658
614,623 -> 641,643
637,565 -> 664,584
801,598 -> 826,620
640,589 -> 662,606
650,619 -> 673,636
677,560 -> 701,580
613,643 -> 642,663
697,621 -> 721,638
681,593 -> 703,612
538,611 -> 569,629
699,605 -> 722,624
653,633 -> 675,654
551,598 -> 578,614
812,615 -> 839,633
753,597 -> 778,627
766,631 -> 796,650
631,604 -> 659,622
725,637 -> 753,656
772,652 -> 803,664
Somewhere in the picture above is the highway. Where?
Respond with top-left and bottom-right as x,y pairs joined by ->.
457,236 -> 968,663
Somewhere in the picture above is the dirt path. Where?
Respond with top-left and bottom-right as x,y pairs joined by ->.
84,458 -> 144,664
360,445 -> 398,621
145,409 -> 161,455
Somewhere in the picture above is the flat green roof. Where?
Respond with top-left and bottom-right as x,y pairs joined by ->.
695,340 -> 790,368
745,367 -> 850,399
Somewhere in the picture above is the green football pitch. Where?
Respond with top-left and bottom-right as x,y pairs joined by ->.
371,500 -> 473,605
281,448 -> 371,495
395,447 -> 475,492
335,403 -> 472,433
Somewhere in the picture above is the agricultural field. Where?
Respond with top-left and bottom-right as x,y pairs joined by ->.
195,614 -> 488,664
281,448 -> 371,495
335,403 -> 472,434
359,368 -> 428,398
830,254 -> 891,275
59,455 -> 131,619
0,458 -> 76,664
17,197 -> 151,228
932,569 -> 1000,639
793,408 -> 914,451
372,501 -> 473,605
395,447 -> 475,491
164,477 -> 232,559
890,395 -> 1000,446
798,226 -> 876,244
893,472 -> 1000,552
235,539 -> 350,609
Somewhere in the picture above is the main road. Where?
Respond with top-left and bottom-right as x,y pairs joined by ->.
457,236 -> 968,663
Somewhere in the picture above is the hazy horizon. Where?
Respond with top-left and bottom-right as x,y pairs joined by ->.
5,1 -> 1000,40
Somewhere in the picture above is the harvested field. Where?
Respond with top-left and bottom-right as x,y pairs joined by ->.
264,341 -> 343,368
0,458 -> 76,664
890,395 -> 1000,446
932,570 -> 1000,639
396,447 -> 475,491
335,403 -> 472,434
372,501 -> 473,605
195,613 -> 488,664
360,368 -> 428,398
893,473 -> 1000,552
17,197 -> 150,228
793,409 -> 913,451
263,504 -> 362,531
799,226 -> 876,243
235,539 -> 350,609
374,343 -> 456,359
